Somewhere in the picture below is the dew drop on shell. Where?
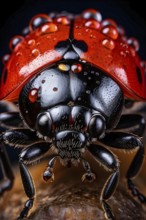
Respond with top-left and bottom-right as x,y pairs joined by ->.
28,39 -> 36,47
9,36 -> 24,50
2,54 -> 10,64
55,16 -> 70,25
127,37 -> 139,52
29,14 -> 52,31
32,49 -> 40,57
101,19 -> 117,28
41,23 -> 58,33
82,9 -> 102,22
71,63 -> 82,73
101,25 -> 118,40
102,39 -> 115,50
85,19 -> 100,30
16,52 -> 22,57
28,88 -> 39,103
117,26 -> 125,36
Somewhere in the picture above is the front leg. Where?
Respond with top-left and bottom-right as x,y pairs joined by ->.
17,141 -> 52,219
2,128 -> 39,147
88,144 -> 119,220
0,112 -> 23,130
0,127 -> 41,197
101,132 -> 146,204
115,114 -> 145,136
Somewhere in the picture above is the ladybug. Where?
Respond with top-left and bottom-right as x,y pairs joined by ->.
0,8 -> 146,220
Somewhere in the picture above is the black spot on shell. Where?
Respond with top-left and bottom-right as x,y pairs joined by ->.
72,40 -> 88,53
136,66 -> 142,84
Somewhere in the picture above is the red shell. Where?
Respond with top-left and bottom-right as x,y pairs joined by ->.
0,10 -> 146,101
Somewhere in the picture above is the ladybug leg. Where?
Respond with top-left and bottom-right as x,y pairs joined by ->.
88,144 -> 119,220
2,128 -> 39,147
0,112 -> 23,131
0,142 -> 14,195
17,141 -> 52,219
81,158 -> 96,182
115,114 -> 145,136
101,132 -> 146,204
43,155 -> 58,182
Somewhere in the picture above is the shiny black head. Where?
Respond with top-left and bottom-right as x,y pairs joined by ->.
19,60 -> 123,142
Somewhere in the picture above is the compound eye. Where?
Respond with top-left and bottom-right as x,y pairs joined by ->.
36,112 -> 52,136
88,114 -> 106,139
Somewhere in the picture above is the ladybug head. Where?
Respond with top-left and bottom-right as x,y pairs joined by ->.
19,60 -> 123,140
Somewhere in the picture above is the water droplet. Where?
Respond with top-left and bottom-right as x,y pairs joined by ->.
41,24 -> 49,33
49,11 -> 58,19
125,50 -> 130,55
102,39 -> 115,50
9,36 -> 24,50
85,28 -> 93,35
32,49 -> 40,57
101,19 -> 117,28
122,36 -> 128,42
120,51 -> 127,57
28,88 -> 39,103
58,63 -> 70,72
82,9 -> 102,22
101,25 -> 118,40
29,14 -> 52,31
28,39 -> 36,46
22,26 -> 30,36
127,37 -> 139,51
120,42 -> 128,49
2,54 -> 10,64
41,23 -> 58,33
71,63 -> 82,73
55,16 -> 70,25
117,25 -> 125,35
16,52 -> 22,57
90,34 -> 96,39
130,48 -> 136,57
85,19 -> 100,30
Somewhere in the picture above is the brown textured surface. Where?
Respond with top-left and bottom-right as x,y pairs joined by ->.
0,149 -> 146,220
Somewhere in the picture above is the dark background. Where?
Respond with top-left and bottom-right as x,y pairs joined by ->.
0,0 -> 146,164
